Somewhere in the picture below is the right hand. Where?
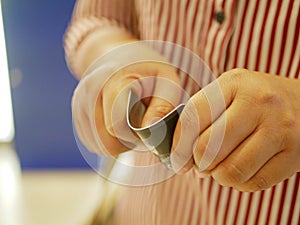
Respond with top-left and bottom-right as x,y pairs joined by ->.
72,55 -> 182,156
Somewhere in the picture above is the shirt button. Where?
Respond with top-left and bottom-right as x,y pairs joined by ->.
214,11 -> 225,24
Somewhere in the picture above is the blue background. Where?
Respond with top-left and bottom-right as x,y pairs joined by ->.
2,0 -> 89,169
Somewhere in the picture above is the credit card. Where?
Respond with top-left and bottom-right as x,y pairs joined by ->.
126,91 -> 185,170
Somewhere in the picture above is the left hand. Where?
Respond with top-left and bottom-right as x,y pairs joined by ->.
171,68 -> 300,192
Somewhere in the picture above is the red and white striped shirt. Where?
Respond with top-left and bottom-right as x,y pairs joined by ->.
64,1 -> 300,224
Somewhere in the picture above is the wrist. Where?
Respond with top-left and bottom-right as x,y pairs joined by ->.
72,27 -> 138,79
83,41 -> 169,77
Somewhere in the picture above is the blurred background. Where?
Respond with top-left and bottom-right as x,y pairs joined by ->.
3,0 -> 87,169
0,0 -> 104,224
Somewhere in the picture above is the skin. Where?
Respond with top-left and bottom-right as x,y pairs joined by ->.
72,27 -> 181,155
72,27 -> 300,192
171,69 -> 300,192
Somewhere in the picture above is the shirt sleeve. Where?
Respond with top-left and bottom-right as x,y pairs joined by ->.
63,0 -> 139,76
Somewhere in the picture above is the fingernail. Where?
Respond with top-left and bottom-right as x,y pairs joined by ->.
197,158 -> 210,172
193,165 -> 211,178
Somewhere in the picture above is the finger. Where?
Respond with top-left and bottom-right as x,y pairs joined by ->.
211,128 -> 285,188
72,84 -> 100,153
170,98 -> 203,172
72,107 -> 98,153
171,76 -> 234,172
72,66 -> 134,155
102,74 -> 144,144
94,94 -> 133,155
233,150 -> 298,192
193,96 -> 260,172
73,87 -> 131,155
72,113 -> 97,153
71,63 -> 110,154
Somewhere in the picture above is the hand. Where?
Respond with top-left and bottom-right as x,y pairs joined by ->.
72,44 -> 182,156
172,68 -> 300,192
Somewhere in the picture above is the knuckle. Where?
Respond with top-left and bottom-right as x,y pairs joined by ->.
219,68 -> 250,98
221,68 -> 249,82
258,92 -> 285,108
260,129 -> 288,155
230,68 -> 249,75
279,111 -> 297,130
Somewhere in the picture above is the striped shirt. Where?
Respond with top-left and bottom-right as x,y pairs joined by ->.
64,1 -> 300,224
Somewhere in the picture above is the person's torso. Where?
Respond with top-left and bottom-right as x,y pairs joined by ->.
114,1 -> 300,225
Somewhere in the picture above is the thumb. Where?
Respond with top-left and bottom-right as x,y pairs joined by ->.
141,96 -> 175,127
141,74 -> 183,127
